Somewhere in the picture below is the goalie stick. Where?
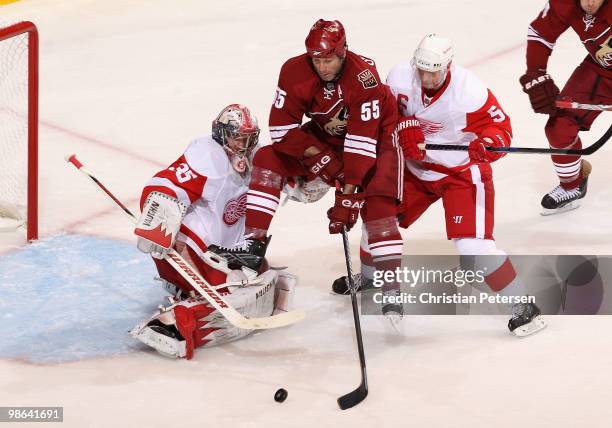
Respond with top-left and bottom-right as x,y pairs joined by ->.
337,227 -> 368,410
65,154 -> 304,330
419,123 -> 612,156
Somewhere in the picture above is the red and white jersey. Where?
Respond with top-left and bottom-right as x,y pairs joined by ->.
269,51 -> 398,186
527,0 -> 611,77
140,135 -> 249,259
386,63 -> 512,181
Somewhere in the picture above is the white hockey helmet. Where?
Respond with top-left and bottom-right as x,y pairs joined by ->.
412,33 -> 454,72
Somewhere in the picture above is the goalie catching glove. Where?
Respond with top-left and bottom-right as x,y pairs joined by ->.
134,191 -> 187,259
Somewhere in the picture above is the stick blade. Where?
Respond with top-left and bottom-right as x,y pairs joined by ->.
233,309 -> 305,330
337,382 -> 368,410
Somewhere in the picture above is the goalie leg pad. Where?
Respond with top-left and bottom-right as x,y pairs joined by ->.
273,271 -> 298,314
131,270 -> 280,359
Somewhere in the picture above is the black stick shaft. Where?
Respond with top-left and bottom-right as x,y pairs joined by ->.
423,123 -> 612,156
337,227 -> 368,410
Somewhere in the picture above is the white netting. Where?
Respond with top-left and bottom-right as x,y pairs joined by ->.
0,21 -> 29,228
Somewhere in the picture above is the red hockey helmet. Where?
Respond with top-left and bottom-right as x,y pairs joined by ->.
305,19 -> 347,58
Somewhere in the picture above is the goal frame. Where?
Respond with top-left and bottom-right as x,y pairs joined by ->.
0,21 -> 38,241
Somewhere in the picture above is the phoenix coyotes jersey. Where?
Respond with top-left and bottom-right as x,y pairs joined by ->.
527,0 -> 611,77
386,63 -> 512,182
269,51 -> 398,186
140,135 -> 249,259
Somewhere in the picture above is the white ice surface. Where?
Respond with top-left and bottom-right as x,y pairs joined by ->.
1,0 -> 611,427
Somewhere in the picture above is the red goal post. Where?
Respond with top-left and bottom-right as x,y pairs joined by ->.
0,21 -> 38,241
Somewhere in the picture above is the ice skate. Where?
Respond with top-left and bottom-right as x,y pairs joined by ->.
508,302 -> 546,337
541,159 -> 591,215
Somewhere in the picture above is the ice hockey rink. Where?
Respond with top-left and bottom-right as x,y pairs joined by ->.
1,0 -> 612,426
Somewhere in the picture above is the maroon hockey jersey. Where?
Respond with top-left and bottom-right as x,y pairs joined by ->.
527,0 -> 611,78
268,51 -> 398,186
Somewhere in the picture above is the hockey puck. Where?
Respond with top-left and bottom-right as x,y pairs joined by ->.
274,388 -> 288,403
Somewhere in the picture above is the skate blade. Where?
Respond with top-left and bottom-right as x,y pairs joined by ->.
378,313 -> 404,335
511,315 -> 547,337
540,200 -> 582,216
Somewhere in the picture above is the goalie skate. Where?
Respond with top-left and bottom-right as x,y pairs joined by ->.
541,160 -> 591,215
508,302 -> 546,337
207,236 -> 270,271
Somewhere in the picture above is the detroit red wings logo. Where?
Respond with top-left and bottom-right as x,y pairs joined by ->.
223,194 -> 247,226
419,118 -> 444,136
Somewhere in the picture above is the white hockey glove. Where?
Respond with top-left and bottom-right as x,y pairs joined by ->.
282,177 -> 330,204
134,191 -> 187,259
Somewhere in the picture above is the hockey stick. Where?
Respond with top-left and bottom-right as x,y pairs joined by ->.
419,123 -> 612,156
556,100 -> 612,111
65,154 -> 305,330
337,227 -> 368,410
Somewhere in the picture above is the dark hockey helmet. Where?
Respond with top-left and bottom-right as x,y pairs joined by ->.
305,19 -> 347,58
211,104 -> 260,156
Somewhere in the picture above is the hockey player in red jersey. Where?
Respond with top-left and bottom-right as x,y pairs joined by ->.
382,34 -> 545,336
209,20 -> 404,316
129,104 -> 297,359
520,0 -> 610,214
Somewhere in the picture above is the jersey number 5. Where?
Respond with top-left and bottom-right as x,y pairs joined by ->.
361,100 -> 380,121
487,105 -> 506,123
273,87 -> 287,109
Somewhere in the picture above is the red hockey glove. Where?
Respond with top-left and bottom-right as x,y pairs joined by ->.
519,71 -> 560,115
327,191 -> 364,234
302,148 -> 344,186
396,116 -> 425,160
468,128 -> 509,163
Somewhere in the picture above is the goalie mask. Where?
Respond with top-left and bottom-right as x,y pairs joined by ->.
212,104 -> 260,174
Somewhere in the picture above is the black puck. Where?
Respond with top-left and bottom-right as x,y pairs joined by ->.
274,388 -> 288,403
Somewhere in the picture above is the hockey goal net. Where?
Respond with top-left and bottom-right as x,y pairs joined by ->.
0,21 -> 38,241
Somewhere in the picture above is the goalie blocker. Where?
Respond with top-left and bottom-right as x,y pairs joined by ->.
131,269 -> 297,359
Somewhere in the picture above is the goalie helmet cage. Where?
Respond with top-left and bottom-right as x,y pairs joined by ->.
0,21 -> 38,241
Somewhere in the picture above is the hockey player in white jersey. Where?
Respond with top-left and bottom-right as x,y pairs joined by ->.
358,34 -> 544,336
129,104 -> 297,359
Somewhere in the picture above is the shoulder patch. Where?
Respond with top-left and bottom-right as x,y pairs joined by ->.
357,69 -> 378,89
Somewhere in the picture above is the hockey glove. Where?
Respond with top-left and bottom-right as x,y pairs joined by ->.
396,116 -> 425,160
134,191 -> 186,259
468,128 -> 510,163
519,71 -> 560,115
301,148 -> 344,186
327,191 -> 364,234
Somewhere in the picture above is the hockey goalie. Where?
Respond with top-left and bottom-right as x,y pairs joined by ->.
129,104 -> 298,359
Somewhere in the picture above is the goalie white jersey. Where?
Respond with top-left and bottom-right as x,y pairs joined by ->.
139,134 -> 249,258
386,62 -> 512,181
